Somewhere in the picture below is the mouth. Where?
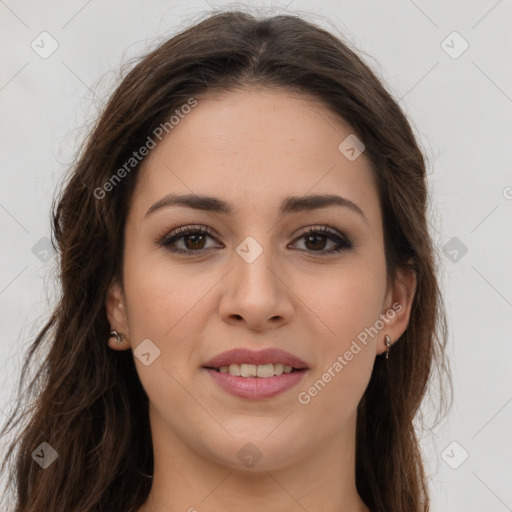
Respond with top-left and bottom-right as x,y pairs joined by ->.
203,363 -> 306,378
203,365 -> 308,400
202,347 -> 310,399
203,347 -> 309,373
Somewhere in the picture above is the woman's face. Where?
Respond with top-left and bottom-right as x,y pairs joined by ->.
107,87 -> 415,472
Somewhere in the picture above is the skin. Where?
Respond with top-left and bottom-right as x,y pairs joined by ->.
106,87 -> 416,512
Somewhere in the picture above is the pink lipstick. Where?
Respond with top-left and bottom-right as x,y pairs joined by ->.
203,347 -> 309,400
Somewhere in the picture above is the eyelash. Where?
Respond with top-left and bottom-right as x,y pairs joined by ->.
157,224 -> 353,256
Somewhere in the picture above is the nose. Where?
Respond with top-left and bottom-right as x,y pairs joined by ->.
218,241 -> 295,331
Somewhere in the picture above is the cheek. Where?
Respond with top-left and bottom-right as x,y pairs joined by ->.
296,271 -> 380,418
121,253 -> 207,404
122,247 -> 211,338
302,259 -> 387,347
122,249 -> 225,387
294,257 -> 385,409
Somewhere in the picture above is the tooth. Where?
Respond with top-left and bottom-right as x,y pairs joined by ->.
221,363 -> 299,378
240,364 -> 257,377
257,364 -> 275,378
228,364 -> 241,376
273,363 -> 284,375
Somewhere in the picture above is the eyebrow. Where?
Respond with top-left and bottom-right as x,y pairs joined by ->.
144,193 -> 368,223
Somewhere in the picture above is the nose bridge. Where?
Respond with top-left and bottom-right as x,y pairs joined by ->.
218,232 -> 294,328
233,233 -> 281,299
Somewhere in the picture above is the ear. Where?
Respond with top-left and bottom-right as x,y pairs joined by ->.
105,278 -> 131,351
377,264 -> 417,355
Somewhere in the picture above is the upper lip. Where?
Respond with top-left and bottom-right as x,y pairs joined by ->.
203,348 -> 309,370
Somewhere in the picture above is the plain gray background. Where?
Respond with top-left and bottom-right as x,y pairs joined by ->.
1,1 -> 511,510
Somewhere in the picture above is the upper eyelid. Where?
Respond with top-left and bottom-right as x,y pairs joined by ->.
163,224 -> 347,241
294,224 -> 346,237
160,224 -> 351,250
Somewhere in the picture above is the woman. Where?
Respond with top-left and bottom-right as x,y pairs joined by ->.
0,9 -> 451,512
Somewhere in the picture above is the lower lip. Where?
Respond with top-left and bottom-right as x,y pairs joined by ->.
204,368 -> 308,400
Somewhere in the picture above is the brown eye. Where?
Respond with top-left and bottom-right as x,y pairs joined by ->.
182,232 -> 207,250
159,225 -> 220,254
290,226 -> 353,255
158,225 -> 353,256
304,232 -> 328,251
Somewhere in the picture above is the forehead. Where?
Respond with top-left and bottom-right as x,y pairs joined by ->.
130,87 -> 380,225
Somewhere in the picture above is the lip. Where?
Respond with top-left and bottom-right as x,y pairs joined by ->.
202,347 -> 309,370
204,368 -> 308,400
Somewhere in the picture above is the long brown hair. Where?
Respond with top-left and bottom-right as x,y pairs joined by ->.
0,9 -> 451,512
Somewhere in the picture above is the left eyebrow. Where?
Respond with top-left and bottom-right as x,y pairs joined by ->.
144,193 -> 368,224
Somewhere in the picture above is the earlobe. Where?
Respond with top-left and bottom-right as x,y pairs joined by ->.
105,279 -> 130,350
379,266 -> 417,356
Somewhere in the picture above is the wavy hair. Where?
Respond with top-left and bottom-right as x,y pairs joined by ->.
0,9 -> 451,512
